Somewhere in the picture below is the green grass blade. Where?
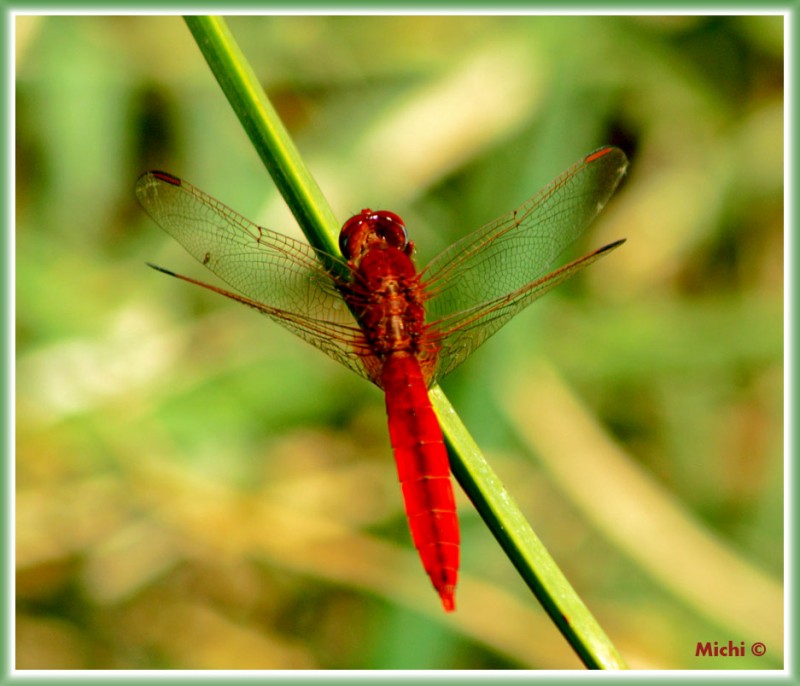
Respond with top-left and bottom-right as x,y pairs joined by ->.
432,386 -> 627,669
184,16 -> 340,259
183,14 -> 626,670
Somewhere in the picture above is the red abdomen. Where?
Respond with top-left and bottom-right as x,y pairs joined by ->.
381,352 -> 459,611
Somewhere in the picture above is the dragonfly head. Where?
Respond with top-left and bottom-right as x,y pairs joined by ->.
339,209 -> 412,261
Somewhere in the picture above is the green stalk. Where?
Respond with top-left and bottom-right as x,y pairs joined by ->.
184,16 -> 340,260
183,15 -> 626,670
432,386 -> 627,669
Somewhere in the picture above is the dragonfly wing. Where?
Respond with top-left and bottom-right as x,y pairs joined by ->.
137,172 -> 379,383
136,172 -> 347,315
421,147 -> 628,383
427,240 -> 624,382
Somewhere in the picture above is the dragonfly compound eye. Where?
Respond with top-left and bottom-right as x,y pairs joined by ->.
339,211 -> 370,260
372,211 -> 408,251
339,209 -> 409,259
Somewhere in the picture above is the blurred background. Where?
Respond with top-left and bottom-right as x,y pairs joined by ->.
15,15 -> 783,670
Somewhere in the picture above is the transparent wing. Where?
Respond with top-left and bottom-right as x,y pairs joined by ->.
421,147 -> 628,382
136,171 -> 378,383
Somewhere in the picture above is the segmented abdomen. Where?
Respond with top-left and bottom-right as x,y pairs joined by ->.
381,351 -> 459,611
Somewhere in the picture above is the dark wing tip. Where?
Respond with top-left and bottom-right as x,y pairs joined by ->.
599,238 -> 627,254
139,170 -> 182,186
146,262 -> 177,277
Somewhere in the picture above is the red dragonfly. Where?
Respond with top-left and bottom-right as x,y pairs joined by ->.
136,146 -> 627,612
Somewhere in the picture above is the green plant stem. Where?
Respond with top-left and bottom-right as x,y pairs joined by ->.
183,15 -> 627,670
432,386 -> 627,669
184,16 -> 340,260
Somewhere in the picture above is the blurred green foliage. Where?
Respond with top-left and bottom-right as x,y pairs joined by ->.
15,15 -> 783,670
